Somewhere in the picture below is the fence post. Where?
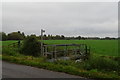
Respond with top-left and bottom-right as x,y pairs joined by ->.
65,45 -> 68,56
41,29 -> 45,56
54,46 -> 57,59
79,45 -> 81,55
18,40 -> 21,48
85,44 -> 87,55
45,46 -> 47,57
52,46 -> 54,59
41,43 -> 43,56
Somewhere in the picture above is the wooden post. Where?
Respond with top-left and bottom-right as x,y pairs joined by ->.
88,46 -> 90,54
54,46 -> 57,59
72,47 -> 74,55
65,45 -> 67,56
85,45 -> 87,55
45,46 -> 47,57
18,40 -> 20,48
43,46 -> 44,56
74,46 -> 76,55
41,29 -> 45,56
79,45 -> 81,55
41,30 -> 42,55
52,46 -> 54,59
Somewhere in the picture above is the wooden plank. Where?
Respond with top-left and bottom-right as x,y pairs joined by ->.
43,44 -> 87,47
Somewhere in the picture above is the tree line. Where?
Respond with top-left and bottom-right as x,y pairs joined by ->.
0,31 -> 119,41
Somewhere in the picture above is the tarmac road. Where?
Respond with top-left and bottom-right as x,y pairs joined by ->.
2,61 -> 92,80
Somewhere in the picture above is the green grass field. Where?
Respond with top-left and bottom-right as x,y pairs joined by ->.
43,40 -> 118,57
1,40 -> 18,46
1,40 -> 118,57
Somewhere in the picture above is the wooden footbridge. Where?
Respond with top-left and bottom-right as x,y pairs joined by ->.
42,43 -> 90,60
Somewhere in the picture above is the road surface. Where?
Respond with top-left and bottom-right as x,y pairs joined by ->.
2,61 -> 92,79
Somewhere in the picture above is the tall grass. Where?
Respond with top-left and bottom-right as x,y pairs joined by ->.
2,54 -> 120,79
83,55 -> 119,72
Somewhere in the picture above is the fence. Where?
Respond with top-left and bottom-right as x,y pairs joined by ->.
7,41 -> 90,60
43,44 -> 90,60
8,41 -> 22,48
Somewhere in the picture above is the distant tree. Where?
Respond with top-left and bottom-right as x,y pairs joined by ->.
30,34 -> 36,37
51,35 -> 55,40
87,37 -> 100,40
65,37 -> 70,40
105,37 -> 111,40
118,37 -> 120,39
48,35 -> 54,40
7,32 -> 24,40
61,35 -> 65,40
43,34 -> 47,40
48,34 -> 51,40
77,36 -> 81,40
18,31 -> 21,34
21,32 -> 25,38
55,35 -> 61,40
0,32 -> 7,41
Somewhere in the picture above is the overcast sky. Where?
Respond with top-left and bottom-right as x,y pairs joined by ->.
2,2 -> 118,37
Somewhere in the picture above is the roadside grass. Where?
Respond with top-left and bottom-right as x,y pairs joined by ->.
2,46 -> 120,79
1,40 -> 120,79
2,55 -> 120,79
83,54 -> 119,71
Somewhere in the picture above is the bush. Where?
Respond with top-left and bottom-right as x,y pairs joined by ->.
0,32 -> 7,41
2,47 -> 21,57
83,56 -> 119,72
20,35 -> 41,56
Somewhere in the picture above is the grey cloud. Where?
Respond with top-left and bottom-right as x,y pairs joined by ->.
2,2 -> 118,37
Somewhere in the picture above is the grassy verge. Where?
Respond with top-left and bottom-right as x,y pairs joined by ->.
2,40 -> 120,80
2,54 -> 120,79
